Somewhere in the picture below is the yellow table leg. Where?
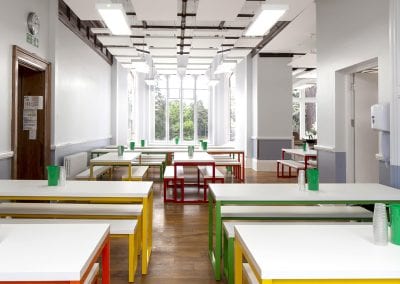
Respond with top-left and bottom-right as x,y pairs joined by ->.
141,190 -> 153,274
128,233 -> 136,282
234,237 -> 243,284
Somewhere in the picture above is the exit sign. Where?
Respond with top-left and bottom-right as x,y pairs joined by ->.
26,33 -> 39,48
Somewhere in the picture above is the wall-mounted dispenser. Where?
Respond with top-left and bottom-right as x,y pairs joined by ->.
371,103 -> 390,162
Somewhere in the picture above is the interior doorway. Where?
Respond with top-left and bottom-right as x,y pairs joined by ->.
351,69 -> 379,182
11,46 -> 51,180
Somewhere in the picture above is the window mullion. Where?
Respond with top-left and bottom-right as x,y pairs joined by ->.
166,76 -> 170,142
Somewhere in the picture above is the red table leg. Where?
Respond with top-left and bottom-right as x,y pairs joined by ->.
101,238 -> 110,284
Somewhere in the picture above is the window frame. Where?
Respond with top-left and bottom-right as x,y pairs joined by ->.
293,87 -> 317,139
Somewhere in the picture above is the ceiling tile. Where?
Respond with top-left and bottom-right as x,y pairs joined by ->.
97,36 -> 132,46
130,0 -> 178,21
144,29 -> 180,37
152,57 -> 178,64
63,0 -> 101,20
234,37 -> 262,48
289,53 -> 317,68
189,48 -> 218,57
226,48 -> 252,57
149,48 -> 177,56
145,37 -> 178,47
107,47 -> 138,56
115,56 -> 141,63
191,37 -> 223,48
196,0 -> 246,21
188,57 -> 214,64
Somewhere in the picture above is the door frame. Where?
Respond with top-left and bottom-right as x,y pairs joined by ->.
11,45 -> 52,179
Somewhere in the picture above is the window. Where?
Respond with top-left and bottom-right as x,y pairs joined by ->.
152,75 -> 211,143
127,71 -> 135,140
229,73 -> 236,141
292,86 -> 317,140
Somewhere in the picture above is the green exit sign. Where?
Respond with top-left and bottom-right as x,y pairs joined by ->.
26,33 -> 39,48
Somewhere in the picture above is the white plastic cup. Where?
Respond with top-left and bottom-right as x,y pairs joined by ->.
298,170 -> 305,191
373,203 -> 388,246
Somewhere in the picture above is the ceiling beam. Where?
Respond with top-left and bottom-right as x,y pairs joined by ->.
179,0 -> 188,55
130,25 -> 245,30
250,21 -> 290,57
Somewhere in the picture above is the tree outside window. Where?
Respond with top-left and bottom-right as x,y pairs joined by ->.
152,75 -> 211,144
292,86 -> 317,141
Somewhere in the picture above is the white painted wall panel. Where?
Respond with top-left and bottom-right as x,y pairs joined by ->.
55,22 -> 112,145
316,0 -> 389,151
0,0 -> 51,153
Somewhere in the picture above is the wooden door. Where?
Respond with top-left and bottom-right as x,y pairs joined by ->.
17,66 -> 46,179
12,46 -> 51,180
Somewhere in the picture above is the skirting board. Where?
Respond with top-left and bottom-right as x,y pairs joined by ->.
251,159 -> 277,171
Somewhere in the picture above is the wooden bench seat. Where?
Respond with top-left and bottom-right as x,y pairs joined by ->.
133,155 -> 166,179
0,218 -> 139,282
121,166 -> 149,181
163,166 -> 184,202
197,166 -> 225,202
75,166 -> 112,181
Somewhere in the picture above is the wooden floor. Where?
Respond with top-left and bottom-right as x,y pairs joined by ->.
109,169 -> 296,283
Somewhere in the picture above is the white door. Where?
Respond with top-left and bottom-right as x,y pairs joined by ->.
354,73 -> 379,182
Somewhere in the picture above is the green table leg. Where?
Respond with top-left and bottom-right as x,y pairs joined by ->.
208,192 -> 222,280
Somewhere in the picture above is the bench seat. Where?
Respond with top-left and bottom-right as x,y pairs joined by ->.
163,166 -> 184,202
75,166 -> 111,181
221,205 -> 372,220
198,166 -> 225,202
276,159 -> 308,178
85,263 -> 100,284
0,202 -> 143,219
122,166 -> 149,181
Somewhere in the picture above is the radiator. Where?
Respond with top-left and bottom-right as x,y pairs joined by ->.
63,152 -> 88,178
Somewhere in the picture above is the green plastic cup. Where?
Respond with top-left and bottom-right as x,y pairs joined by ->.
141,139 -> 145,147
307,168 -> 319,191
130,141 -> 135,150
118,145 -> 124,156
201,141 -> 208,150
174,137 -> 179,145
302,142 -> 307,151
47,165 -> 60,186
390,204 -> 400,245
188,145 -> 194,158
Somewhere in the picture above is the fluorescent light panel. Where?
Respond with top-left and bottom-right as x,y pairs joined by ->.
245,4 -> 288,37
96,3 -> 131,36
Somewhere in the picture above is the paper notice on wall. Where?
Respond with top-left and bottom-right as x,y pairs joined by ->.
23,109 -> 37,131
24,96 -> 43,110
29,129 -> 37,140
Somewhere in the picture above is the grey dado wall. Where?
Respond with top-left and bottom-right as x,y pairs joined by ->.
390,165 -> 400,189
53,138 -> 111,165
379,161 -> 391,187
317,150 -> 346,183
0,158 -> 12,179
252,138 -> 292,160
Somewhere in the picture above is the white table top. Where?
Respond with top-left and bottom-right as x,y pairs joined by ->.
209,183 -> 400,203
0,180 -> 153,199
235,224 -> 400,279
282,148 -> 317,156
173,152 -> 215,163
90,152 -> 140,163
0,223 -> 109,281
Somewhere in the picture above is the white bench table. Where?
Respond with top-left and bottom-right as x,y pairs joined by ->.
0,219 -> 139,283
208,183 -> 400,280
0,180 -> 153,275
90,152 -> 141,180
234,224 -> 400,284
0,223 -> 110,283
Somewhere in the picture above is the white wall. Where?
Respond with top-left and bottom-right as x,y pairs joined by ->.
252,56 -> 292,139
54,21 -> 112,146
316,0 -> 390,151
0,0 -> 51,154
111,62 -> 129,145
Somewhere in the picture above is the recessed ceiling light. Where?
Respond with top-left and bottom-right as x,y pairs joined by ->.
245,4 -> 288,37
96,3 -> 131,36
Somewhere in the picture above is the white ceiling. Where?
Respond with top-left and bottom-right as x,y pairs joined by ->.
65,0 -> 317,74
196,0 -> 246,21
130,0 -> 178,21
